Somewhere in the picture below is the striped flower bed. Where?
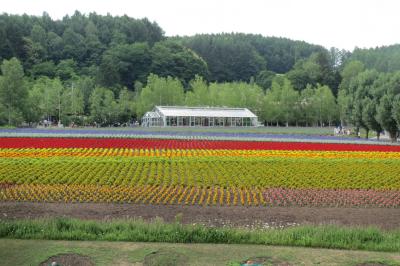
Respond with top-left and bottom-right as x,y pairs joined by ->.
0,137 -> 399,207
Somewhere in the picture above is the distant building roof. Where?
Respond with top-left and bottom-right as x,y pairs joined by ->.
143,111 -> 160,118
155,106 -> 257,118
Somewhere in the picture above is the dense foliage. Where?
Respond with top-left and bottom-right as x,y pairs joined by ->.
1,11 -> 400,139
177,33 -> 326,81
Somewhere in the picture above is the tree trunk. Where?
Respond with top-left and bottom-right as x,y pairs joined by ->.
7,106 -> 11,126
389,130 -> 397,142
376,131 -> 380,140
365,129 -> 369,139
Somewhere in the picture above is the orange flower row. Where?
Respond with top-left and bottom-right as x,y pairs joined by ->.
1,183 -> 399,207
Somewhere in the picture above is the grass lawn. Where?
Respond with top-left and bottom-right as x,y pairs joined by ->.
1,239 -> 399,266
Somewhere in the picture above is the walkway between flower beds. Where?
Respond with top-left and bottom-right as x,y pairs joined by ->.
1,202 -> 399,230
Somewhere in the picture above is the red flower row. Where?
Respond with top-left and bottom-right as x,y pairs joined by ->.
1,137 -> 400,151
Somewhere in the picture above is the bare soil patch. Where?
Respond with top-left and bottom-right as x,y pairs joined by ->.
355,263 -> 391,266
1,202 -> 399,229
241,256 -> 293,266
39,253 -> 94,266
143,249 -> 188,266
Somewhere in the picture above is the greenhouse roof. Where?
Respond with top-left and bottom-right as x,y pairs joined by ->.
155,106 -> 257,118
143,111 -> 160,118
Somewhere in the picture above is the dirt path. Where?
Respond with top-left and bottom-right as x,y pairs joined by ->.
1,202 -> 399,229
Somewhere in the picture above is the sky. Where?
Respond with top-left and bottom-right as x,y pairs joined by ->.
2,0 -> 400,51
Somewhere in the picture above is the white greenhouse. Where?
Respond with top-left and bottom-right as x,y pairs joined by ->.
141,106 -> 259,127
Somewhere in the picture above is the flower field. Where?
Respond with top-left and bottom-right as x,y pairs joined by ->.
0,137 -> 399,207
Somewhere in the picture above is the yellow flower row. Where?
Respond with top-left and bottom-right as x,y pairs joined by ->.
1,147 -> 399,159
1,156 -> 399,190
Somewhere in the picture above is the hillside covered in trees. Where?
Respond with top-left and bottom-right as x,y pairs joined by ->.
1,11 -> 400,140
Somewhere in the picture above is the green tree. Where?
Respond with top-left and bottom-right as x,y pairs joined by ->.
255,70 -> 276,90
299,84 -> 317,126
376,94 -> 398,141
313,84 -> 337,127
56,59 -> 78,81
89,87 -> 117,126
261,78 -> 298,126
61,84 -> 84,125
262,80 -> 283,125
0,57 -> 27,125
117,88 -> 135,124
185,75 -> 210,106
150,41 -> 209,84
339,60 -> 364,92
280,78 -> 299,126
287,51 -> 340,93
136,74 -> 185,118
362,98 -> 382,139
36,77 -> 64,124
99,43 -> 151,89
24,82 -> 45,125
393,95 -> 400,132
62,27 -> 87,62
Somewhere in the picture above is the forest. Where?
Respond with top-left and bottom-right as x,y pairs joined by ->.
1,11 -> 400,140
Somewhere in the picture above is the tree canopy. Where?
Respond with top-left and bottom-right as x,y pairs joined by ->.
1,11 -> 400,140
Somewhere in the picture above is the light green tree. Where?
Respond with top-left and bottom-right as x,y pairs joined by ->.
89,87 -> 117,126
313,84 -> 337,127
299,84 -> 317,126
185,75 -> 210,106
0,57 -> 27,125
280,78 -> 299,126
61,83 -> 84,125
117,88 -> 135,124
136,74 -> 185,118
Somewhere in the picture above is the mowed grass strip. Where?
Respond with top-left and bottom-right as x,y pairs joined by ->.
1,238 -> 399,266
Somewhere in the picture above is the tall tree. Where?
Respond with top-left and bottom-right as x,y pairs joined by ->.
61,83 -> 84,125
185,75 -> 210,106
362,98 -> 382,139
89,87 -> 117,126
117,88 -> 135,123
136,74 -> 185,118
376,94 -> 398,141
0,57 -> 27,125
299,84 -> 317,126
280,78 -> 299,126
393,95 -> 400,132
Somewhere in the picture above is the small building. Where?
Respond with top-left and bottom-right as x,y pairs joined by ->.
142,106 -> 259,127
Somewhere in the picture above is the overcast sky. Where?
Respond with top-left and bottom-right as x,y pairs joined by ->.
2,0 -> 400,51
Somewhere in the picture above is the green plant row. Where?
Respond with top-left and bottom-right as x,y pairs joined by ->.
0,217 -> 399,252
1,156 -> 399,189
